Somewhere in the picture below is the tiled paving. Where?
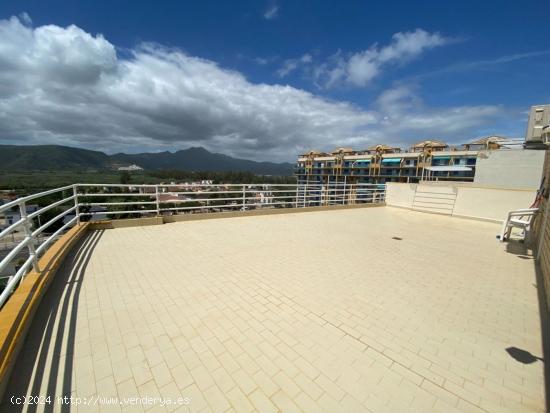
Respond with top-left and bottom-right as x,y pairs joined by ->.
3,207 -> 545,412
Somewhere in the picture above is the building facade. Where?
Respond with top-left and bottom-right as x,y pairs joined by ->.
295,139 -> 494,186
525,104 -> 550,145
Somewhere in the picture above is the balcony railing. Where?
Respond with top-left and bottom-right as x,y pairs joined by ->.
0,182 -> 385,307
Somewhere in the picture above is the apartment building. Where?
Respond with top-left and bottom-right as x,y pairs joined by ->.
294,138 -> 509,185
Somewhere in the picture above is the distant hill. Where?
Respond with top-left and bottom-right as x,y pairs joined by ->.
0,145 -> 111,171
0,144 -> 294,176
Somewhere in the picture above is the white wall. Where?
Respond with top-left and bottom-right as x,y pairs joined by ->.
452,187 -> 535,221
385,183 -> 416,208
386,182 -> 536,222
474,150 -> 544,190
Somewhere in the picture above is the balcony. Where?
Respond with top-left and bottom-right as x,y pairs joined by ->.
0,182 -> 546,412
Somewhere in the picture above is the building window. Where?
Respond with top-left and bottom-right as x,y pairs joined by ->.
535,109 -> 544,124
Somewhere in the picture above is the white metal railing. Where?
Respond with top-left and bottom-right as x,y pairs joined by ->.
0,182 -> 385,307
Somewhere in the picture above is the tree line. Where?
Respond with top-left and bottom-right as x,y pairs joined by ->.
145,169 -> 296,184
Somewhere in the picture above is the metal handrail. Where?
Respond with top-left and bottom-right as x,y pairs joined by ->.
0,185 -> 74,214
0,182 -> 386,308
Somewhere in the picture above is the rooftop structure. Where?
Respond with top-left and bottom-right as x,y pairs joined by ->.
463,136 -> 508,151
0,178 -> 548,412
410,139 -> 448,152
2,207 -> 545,413
526,104 -> 550,146
365,144 -> 400,154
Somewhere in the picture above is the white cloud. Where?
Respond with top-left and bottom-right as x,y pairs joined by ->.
0,16 -> 514,161
263,3 -> 279,20
414,50 -> 550,80
315,29 -> 449,88
0,16 -> 377,161
253,57 -> 270,65
373,85 -> 504,144
277,53 -> 313,77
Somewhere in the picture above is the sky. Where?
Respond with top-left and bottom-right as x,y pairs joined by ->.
0,1 -> 548,162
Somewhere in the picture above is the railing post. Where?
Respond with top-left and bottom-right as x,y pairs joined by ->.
73,184 -> 80,225
155,185 -> 160,215
342,177 -> 347,205
19,201 -> 39,273
242,185 -> 246,210
329,182 -> 332,206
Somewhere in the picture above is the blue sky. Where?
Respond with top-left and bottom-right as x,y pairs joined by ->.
0,0 -> 548,161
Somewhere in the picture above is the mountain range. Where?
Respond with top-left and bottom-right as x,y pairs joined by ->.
0,145 -> 294,176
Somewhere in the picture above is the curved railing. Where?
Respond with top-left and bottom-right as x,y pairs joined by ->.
0,182 -> 385,307
0,185 -> 78,306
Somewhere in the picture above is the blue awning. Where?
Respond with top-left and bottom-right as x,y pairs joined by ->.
381,158 -> 401,164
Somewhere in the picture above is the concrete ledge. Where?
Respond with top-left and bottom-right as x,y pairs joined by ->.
87,204 -> 385,228
0,223 -> 89,401
387,205 -> 504,224
164,203 -> 383,223
89,216 -> 163,230
450,213 -> 503,224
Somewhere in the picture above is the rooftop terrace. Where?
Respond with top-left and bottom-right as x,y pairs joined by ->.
3,207 -> 545,412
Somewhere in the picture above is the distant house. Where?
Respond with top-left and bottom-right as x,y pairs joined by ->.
117,164 -> 144,171
158,194 -> 181,202
1,204 -> 40,228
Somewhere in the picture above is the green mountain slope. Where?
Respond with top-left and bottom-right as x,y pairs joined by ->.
0,144 -> 294,175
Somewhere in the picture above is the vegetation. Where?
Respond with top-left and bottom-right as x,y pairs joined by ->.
1,169 -> 297,224
32,206 -> 65,233
0,144 -> 110,170
0,171 -> 161,193
148,170 -> 296,184
119,170 -> 132,184
0,170 -> 295,193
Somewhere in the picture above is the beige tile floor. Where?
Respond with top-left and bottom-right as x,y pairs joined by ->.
3,207 -> 545,412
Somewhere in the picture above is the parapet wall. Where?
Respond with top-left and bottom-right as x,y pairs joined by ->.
531,150 -> 550,309
89,203 -> 383,230
474,150 -> 545,190
386,182 -> 536,223
0,223 -> 89,401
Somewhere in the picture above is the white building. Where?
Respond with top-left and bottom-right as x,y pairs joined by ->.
117,164 -> 144,171
525,104 -> 550,144
1,204 -> 40,227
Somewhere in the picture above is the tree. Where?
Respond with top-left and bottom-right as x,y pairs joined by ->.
120,171 -> 131,184
32,207 -> 65,233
